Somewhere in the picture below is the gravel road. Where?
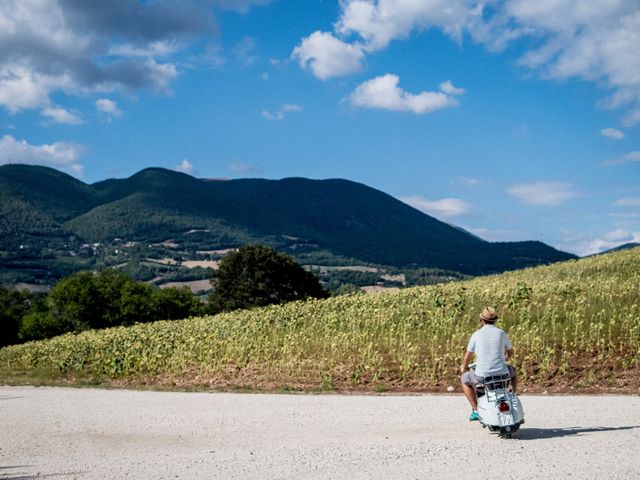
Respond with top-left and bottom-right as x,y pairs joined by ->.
1,386 -> 638,479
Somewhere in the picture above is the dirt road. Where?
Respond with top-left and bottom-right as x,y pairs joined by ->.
1,386 -> 638,479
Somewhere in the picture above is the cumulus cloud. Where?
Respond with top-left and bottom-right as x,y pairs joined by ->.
261,103 -> 303,121
95,98 -> 122,121
336,0 -> 470,51
600,127 -> 625,139
507,181 -> 578,207
294,0 -> 640,123
292,31 -> 365,80
348,74 -> 462,114
0,0 -> 222,119
439,80 -> 465,95
174,159 -> 195,175
0,65 -> 57,113
41,107 -> 82,125
0,134 -> 85,175
401,195 -> 471,218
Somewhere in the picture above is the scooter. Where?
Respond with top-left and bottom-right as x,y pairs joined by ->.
471,364 -> 525,438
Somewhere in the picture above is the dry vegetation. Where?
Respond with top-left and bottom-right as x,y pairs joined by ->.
1,248 -> 639,393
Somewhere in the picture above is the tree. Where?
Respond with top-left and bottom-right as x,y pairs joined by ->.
0,287 -> 32,346
208,245 -> 328,313
17,270 -> 148,341
17,270 -> 207,342
152,286 -> 206,320
19,308 -> 71,342
45,271 -> 102,332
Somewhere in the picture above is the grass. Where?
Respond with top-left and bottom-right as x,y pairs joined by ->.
1,248 -> 639,393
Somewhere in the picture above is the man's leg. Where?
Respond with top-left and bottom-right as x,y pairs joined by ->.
460,372 -> 478,411
461,381 -> 478,411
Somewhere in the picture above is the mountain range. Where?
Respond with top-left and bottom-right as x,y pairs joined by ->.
0,164 -> 575,284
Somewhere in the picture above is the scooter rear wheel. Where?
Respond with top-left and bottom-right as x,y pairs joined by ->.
499,425 -> 518,438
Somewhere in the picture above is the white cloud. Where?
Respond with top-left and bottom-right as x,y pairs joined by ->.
606,150 -> 640,165
401,195 -> 471,218
296,0 -> 640,123
600,127 -> 625,139
348,74 -> 461,114
507,181 -> 578,206
282,104 -> 303,112
449,177 -> 480,187
605,228 -> 634,242
0,1 -> 210,118
261,110 -> 284,121
571,229 -> 640,256
108,41 -> 180,59
174,159 -> 195,175
95,99 -> 123,120
336,0 -> 470,51
41,107 -> 82,125
614,197 -> 640,207
439,80 -> 465,95
0,134 -> 85,176
234,37 -> 258,67
292,31 -> 365,80
197,43 -> 226,68
262,103 -> 303,121
141,60 -> 179,92
0,65 -> 65,113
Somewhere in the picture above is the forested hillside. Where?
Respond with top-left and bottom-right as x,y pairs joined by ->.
0,164 -> 575,286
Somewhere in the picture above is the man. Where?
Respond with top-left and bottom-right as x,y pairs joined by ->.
460,306 -> 517,421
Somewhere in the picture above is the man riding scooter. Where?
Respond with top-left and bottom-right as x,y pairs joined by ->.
460,306 -> 518,421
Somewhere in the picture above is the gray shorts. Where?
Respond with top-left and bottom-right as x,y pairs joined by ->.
461,365 -> 516,387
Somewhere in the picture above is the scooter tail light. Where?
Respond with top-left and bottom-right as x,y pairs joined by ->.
498,401 -> 510,413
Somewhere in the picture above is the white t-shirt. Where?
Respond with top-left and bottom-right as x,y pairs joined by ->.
467,324 -> 512,377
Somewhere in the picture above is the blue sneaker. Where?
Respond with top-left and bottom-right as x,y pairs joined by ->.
469,411 -> 479,421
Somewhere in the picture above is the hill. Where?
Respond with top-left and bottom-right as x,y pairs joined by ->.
0,164 -> 575,285
1,247 -> 637,393
0,165 -> 97,247
599,242 -> 640,254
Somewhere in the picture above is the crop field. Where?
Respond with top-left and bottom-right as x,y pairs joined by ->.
1,248 -> 639,393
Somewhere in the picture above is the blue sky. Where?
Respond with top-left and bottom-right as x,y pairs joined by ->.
1,0 -> 639,256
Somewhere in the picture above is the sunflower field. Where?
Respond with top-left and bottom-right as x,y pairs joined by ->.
1,248 -> 638,392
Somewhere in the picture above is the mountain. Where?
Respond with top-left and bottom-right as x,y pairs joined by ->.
0,164 -> 576,283
597,243 -> 640,255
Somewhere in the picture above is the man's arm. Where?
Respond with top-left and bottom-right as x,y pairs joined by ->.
460,350 -> 474,373
505,347 -> 514,361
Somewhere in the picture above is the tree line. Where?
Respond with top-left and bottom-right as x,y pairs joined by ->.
0,246 -> 327,347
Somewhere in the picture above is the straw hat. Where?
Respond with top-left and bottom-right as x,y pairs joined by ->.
479,306 -> 498,321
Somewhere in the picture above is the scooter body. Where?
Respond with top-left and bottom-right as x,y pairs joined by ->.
475,371 -> 524,438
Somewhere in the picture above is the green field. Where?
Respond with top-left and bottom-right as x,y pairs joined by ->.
1,248 -> 639,393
